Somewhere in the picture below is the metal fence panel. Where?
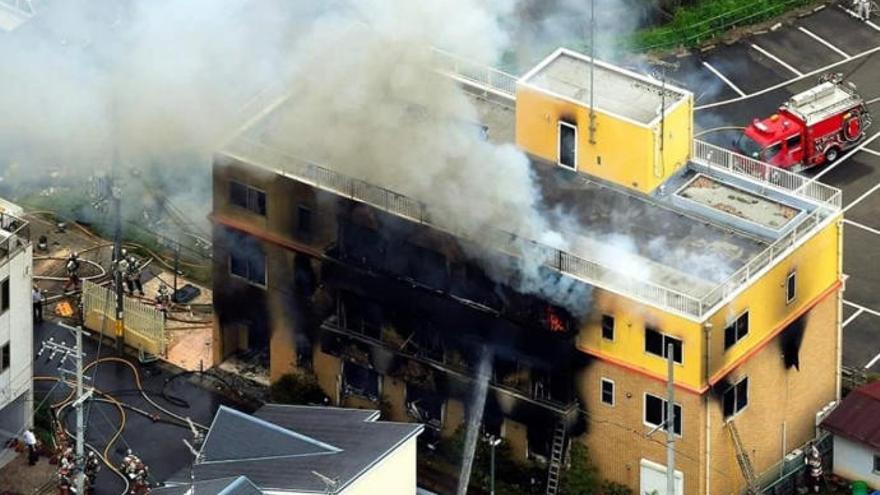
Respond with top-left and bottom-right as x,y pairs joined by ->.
82,280 -> 166,356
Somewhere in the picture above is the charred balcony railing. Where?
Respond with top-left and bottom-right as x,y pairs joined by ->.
223,137 -> 705,319
0,213 -> 30,267
222,136 -> 839,320
321,315 -> 579,414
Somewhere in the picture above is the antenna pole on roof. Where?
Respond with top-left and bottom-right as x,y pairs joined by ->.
588,0 -> 597,145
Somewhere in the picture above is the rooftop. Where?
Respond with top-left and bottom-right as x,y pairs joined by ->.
153,476 -> 264,495
821,382 -> 880,450
220,49 -> 841,320
166,405 -> 423,493
520,48 -> 690,126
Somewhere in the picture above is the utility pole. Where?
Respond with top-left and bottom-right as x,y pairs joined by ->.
39,325 -> 91,494
666,342 -> 676,495
172,238 -> 180,303
113,185 -> 125,355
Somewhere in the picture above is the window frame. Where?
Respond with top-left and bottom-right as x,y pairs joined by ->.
873,454 -> 880,474
297,204 -> 313,236
722,376 -> 749,420
600,378 -> 615,406
601,314 -> 615,341
786,270 -> 797,304
0,278 -> 8,313
557,121 -> 578,171
227,250 -> 267,288
645,326 -> 683,364
0,342 -> 9,372
342,361 -> 382,401
229,180 -> 267,217
724,310 -> 750,350
643,393 -> 682,436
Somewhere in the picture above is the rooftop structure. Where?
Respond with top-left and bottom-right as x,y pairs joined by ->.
520,49 -> 689,126
221,50 -> 840,321
165,405 -> 423,494
153,476 -> 264,495
783,80 -> 862,126
821,382 -> 880,450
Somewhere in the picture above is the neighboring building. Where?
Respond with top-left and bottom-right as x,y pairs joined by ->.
0,199 -> 33,455
821,382 -> 880,488
153,476 -> 264,495
211,47 -> 844,494
163,405 -> 423,495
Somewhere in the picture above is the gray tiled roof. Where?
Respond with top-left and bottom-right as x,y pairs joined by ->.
167,404 -> 423,493
153,476 -> 263,495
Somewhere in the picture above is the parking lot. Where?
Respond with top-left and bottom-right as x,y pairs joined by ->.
674,2 -> 880,374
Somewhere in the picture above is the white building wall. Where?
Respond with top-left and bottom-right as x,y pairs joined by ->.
342,436 -> 418,495
0,240 -> 33,439
832,436 -> 880,489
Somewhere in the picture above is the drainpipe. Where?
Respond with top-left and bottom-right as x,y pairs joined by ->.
835,218 -> 844,400
704,322 -> 713,495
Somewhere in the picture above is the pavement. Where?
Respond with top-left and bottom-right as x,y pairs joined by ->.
671,2 -> 880,375
32,320 -> 248,494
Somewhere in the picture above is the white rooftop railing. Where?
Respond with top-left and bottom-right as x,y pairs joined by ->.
432,48 -> 518,99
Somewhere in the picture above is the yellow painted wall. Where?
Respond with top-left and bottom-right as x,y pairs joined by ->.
577,288 -> 706,390
342,437 -> 419,495
706,216 -> 841,382
514,85 -> 692,193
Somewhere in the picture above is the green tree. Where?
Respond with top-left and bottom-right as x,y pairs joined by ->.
560,442 -> 601,495
269,371 -> 327,405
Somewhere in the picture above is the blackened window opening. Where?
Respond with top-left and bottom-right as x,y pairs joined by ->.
601,379 -> 614,405
227,231 -> 266,286
645,327 -> 682,364
297,205 -> 312,236
406,385 -> 443,429
724,312 -> 749,350
602,314 -> 615,340
722,377 -> 749,419
229,180 -> 266,216
786,271 -> 797,303
0,278 -> 8,312
343,362 -> 380,400
1,342 -> 9,372
645,394 -> 681,435
559,122 -> 577,170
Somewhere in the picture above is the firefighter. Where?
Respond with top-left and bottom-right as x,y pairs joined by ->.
855,0 -> 872,20
805,443 -> 823,493
63,252 -> 81,292
23,428 -> 38,465
84,451 -> 100,492
32,286 -> 44,323
57,463 -> 75,495
120,449 -> 151,494
127,255 -> 144,296
155,284 -> 171,315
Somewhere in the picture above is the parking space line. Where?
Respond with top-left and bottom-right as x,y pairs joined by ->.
844,218 -> 880,236
808,131 -> 880,185
844,299 -> 880,318
861,147 -> 880,157
867,352 -> 880,370
839,5 -> 880,32
701,61 -> 746,97
750,44 -> 804,76
697,44 -> 880,111
844,181 -> 880,213
797,26 -> 851,59
843,307 -> 864,328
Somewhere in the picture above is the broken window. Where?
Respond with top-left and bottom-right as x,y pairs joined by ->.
406,385 -> 444,429
558,121 -> 577,170
644,393 -> 682,435
601,378 -> 614,406
645,327 -> 682,364
601,314 -> 615,341
724,312 -> 749,350
297,205 -> 312,236
722,377 -> 749,419
227,232 -> 266,286
786,271 -> 797,304
229,180 -> 266,216
342,362 -> 380,400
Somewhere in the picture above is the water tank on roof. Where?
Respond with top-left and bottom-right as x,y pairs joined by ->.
790,82 -> 835,107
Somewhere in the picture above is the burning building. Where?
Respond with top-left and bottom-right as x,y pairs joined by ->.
211,47 -> 843,495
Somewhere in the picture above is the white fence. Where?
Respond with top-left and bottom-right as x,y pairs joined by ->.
431,48 -> 518,98
82,280 -> 167,356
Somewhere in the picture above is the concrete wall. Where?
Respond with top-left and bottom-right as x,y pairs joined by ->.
832,436 -> 880,489
0,243 -> 32,440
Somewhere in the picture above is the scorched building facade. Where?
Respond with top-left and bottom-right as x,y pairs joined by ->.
211,48 -> 844,495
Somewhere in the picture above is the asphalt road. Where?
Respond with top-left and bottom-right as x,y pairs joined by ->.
32,321 -> 246,494
671,3 -> 880,374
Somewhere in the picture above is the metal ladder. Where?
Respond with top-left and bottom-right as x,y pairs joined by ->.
545,420 -> 567,495
727,420 -> 759,494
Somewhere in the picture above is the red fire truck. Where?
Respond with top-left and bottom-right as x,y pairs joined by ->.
736,74 -> 872,172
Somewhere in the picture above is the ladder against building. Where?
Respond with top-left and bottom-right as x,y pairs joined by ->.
727,419 -> 759,494
545,420 -> 567,495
